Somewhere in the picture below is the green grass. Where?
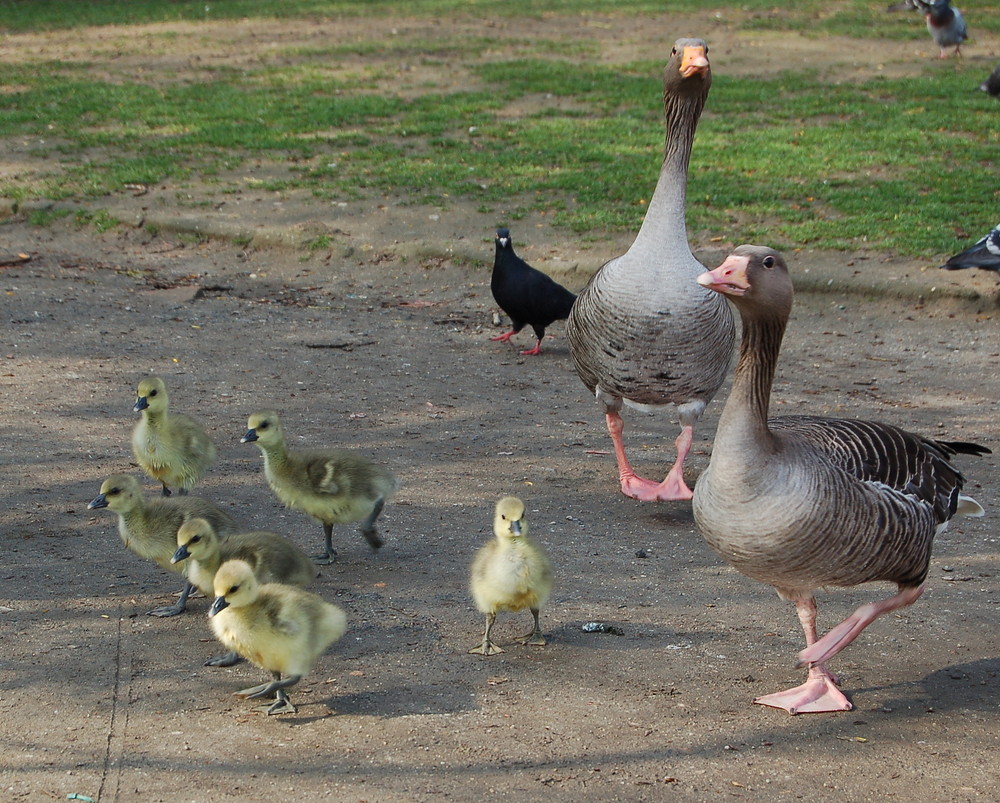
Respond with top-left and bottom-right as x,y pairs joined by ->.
0,1 -> 997,257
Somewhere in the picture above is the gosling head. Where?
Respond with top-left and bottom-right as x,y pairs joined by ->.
493,496 -> 527,541
172,517 -> 217,565
88,474 -> 142,513
210,559 -> 260,616
241,410 -> 284,447
134,376 -> 168,415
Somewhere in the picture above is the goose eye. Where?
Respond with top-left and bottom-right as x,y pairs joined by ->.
671,46 -> 678,56
190,535 -> 201,544
109,487 -> 121,496
229,584 -> 240,594
148,389 -> 158,397
258,421 -> 269,430
762,256 -> 775,269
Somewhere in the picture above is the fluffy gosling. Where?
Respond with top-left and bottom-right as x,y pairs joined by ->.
241,410 -> 398,564
209,559 -> 347,715
88,473 -> 239,616
172,517 -> 317,666
132,375 -> 216,496
469,496 -> 553,656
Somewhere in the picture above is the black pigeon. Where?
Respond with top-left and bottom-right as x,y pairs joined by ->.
489,228 -> 576,356
980,64 -> 1000,98
939,223 -> 1000,271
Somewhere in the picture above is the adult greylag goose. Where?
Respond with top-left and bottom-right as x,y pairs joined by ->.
489,227 -> 576,356
132,375 -> 216,496
566,38 -> 735,502
241,410 -> 398,564
209,559 -> 347,715
693,245 -> 988,714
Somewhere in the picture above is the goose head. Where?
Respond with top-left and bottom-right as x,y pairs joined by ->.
172,516 -> 217,565
210,559 -> 260,616
697,245 -> 793,320
88,474 -> 142,513
242,410 -> 284,448
666,38 -> 712,99
134,376 -> 168,414
493,496 -> 527,541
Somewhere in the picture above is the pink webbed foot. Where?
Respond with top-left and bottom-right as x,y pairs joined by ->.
490,330 -> 517,343
519,339 -> 543,356
754,665 -> 853,715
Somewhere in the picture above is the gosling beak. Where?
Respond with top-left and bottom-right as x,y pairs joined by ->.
133,396 -> 149,413
510,519 -> 523,536
209,596 -> 230,617
171,544 -> 190,564
697,254 -> 751,296
241,428 -> 258,443
87,494 -> 108,510
679,44 -> 710,79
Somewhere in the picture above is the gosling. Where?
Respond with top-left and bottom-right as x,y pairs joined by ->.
241,410 -> 398,564
469,496 -> 553,656
88,473 -> 239,616
209,559 -> 347,715
132,375 -> 216,496
172,517 -> 317,666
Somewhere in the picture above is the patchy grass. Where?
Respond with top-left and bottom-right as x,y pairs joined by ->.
0,2 -> 997,256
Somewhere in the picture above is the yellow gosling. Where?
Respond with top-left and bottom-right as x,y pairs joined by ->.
241,410 -> 398,564
132,375 -> 216,496
469,496 -> 553,656
172,517 -> 317,667
209,559 -> 347,715
87,473 -> 239,616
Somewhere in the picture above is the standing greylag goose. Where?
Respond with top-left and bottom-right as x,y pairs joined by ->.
132,375 -> 216,496
693,245 -> 988,714
489,227 -> 577,356
241,410 -> 398,564
87,474 -> 240,617
209,559 -> 347,715
939,222 -> 1000,272
469,496 -> 553,656
566,38 -> 736,502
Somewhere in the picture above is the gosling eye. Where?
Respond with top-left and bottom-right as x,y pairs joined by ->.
762,255 -> 776,269
190,535 -> 201,544
258,421 -> 269,430
108,487 -> 121,496
228,584 -> 240,595
148,389 -> 158,397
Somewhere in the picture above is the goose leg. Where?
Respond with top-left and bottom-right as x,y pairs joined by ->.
360,498 -> 385,550
204,650 -> 243,667
754,595 -> 853,714
798,584 -> 925,667
516,608 -> 546,646
313,523 -> 337,565
605,412 -> 664,501
647,423 -> 694,501
148,581 -> 193,617
237,671 -> 301,715
469,613 -> 504,655
160,483 -> 172,497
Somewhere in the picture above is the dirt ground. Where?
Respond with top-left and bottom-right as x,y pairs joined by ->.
2,10 -> 1000,803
